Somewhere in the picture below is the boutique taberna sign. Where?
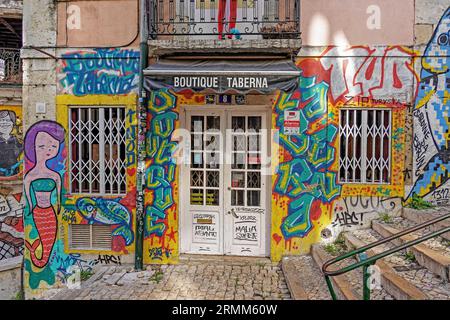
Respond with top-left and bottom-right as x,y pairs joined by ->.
143,59 -> 301,94
174,76 -> 269,90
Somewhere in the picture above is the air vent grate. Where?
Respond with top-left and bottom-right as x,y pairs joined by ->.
69,224 -> 112,250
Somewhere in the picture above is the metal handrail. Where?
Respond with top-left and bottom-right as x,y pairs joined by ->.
322,212 -> 450,300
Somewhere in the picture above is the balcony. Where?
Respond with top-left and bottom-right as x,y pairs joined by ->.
0,48 -> 21,85
147,0 -> 301,41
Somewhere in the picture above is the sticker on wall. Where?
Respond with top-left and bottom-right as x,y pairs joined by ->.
235,95 -> 246,105
283,110 -> 300,135
205,95 -> 216,104
218,94 -> 232,104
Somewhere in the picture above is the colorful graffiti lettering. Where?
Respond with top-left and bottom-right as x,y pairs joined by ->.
320,46 -> 417,104
23,120 -> 66,289
144,89 -> 178,263
59,49 -> 140,96
273,75 -> 341,239
76,197 -> 134,247
410,7 -> 450,201
148,246 -> 172,261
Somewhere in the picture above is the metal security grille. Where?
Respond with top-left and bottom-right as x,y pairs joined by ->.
69,107 -> 127,194
339,109 -> 392,184
69,224 -> 112,250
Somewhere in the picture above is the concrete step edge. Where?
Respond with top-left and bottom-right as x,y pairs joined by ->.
372,221 -> 450,282
402,208 -> 450,241
311,244 -> 360,300
343,232 -> 428,300
281,257 -> 309,300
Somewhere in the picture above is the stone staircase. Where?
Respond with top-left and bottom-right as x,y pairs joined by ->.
282,207 -> 450,300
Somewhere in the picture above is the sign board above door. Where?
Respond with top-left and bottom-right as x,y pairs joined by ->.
144,59 -> 300,94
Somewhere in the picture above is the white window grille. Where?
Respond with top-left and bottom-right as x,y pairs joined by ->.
339,108 -> 391,184
69,224 -> 112,250
69,107 -> 127,194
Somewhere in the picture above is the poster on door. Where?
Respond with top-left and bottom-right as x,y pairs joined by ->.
193,212 -> 218,244
232,207 -> 263,245
283,110 -> 300,135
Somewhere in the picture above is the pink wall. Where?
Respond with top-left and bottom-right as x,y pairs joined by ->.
57,0 -> 139,47
301,0 -> 414,46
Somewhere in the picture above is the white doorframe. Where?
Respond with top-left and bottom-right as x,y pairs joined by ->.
179,105 -> 271,257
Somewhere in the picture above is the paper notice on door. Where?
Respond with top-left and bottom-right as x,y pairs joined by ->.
232,208 -> 261,245
193,213 -> 218,243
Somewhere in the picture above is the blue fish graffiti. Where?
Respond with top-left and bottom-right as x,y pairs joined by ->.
409,7 -> 450,199
76,197 -> 134,246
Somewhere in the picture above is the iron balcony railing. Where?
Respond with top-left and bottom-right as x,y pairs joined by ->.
322,212 -> 450,300
147,0 -> 301,39
0,48 -> 21,85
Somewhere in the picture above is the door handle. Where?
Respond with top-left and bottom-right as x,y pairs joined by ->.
227,187 -> 231,191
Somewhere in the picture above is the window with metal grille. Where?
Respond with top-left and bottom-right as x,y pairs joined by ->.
69,224 -> 112,250
339,108 -> 391,184
69,107 -> 127,194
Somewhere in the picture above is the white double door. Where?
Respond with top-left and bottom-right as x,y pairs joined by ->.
181,109 -> 268,256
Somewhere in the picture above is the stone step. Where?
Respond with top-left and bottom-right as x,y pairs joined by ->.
281,256 -> 332,300
349,228 -> 450,300
343,232 -> 428,300
311,243 -> 393,300
402,207 -> 450,241
372,220 -> 450,281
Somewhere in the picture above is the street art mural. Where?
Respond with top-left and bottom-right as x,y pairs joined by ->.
272,75 -> 341,240
0,109 -> 22,177
76,197 -> 134,246
23,120 -> 65,288
271,46 -> 414,259
55,95 -> 137,255
410,7 -> 450,205
144,89 -> 179,263
0,106 -> 23,261
25,47 -> 139,295
58,48 -> 140,96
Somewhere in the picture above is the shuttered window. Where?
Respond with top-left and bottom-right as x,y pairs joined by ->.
69,107 -> 127,195
339,108 -> 392,184
69,224 -> 112,250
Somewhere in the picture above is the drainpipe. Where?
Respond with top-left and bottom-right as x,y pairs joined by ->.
135,0 -> 149,271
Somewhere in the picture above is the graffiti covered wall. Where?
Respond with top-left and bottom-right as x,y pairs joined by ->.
0,105 -> 24,261
24,48 -> 139,296
270,45 -> 417,260
411,7 -> 450,205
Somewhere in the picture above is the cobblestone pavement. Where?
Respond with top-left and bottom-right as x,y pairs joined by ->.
47,255 -> 292,300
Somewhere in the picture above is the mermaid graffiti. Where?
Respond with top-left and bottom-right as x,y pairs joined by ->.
24,121 -> 65,269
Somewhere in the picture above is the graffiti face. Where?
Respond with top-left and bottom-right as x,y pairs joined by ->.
0,110 -> 22,178
0,111 -> 14,137
35,132 -> 60,162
